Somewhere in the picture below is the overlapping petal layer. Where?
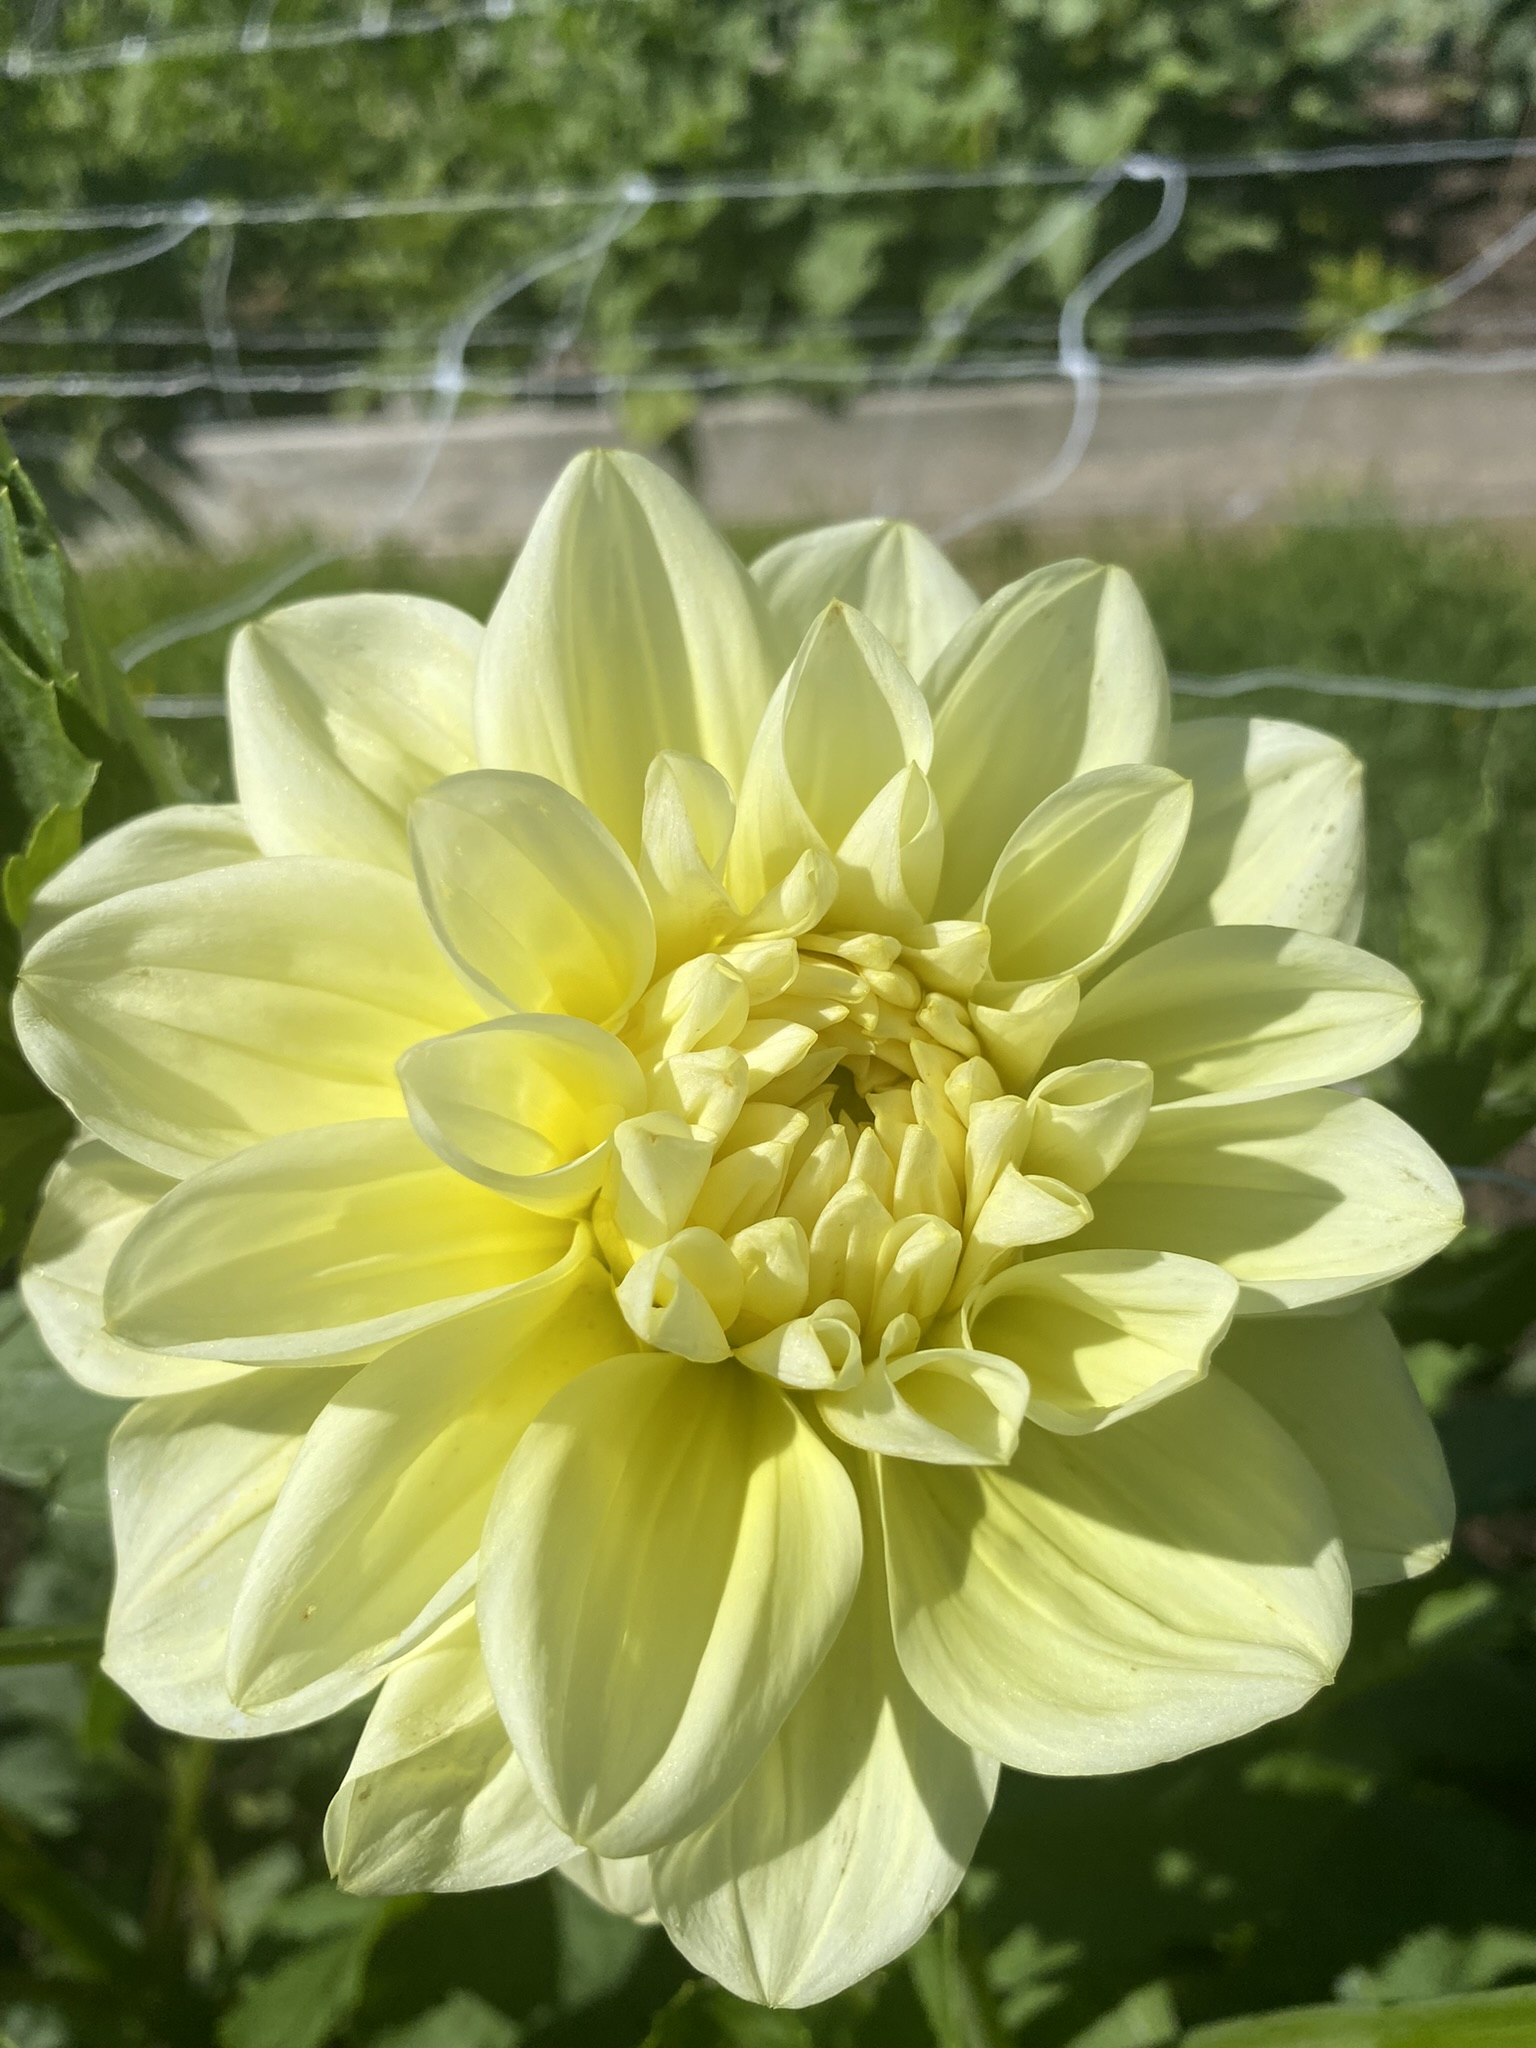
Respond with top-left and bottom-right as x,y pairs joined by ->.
15,447 -> 1460,2010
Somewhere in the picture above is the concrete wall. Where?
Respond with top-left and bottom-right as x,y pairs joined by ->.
164,353 -> 1536,555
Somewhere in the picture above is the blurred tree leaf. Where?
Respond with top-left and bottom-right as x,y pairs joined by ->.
218,1895 -> 417,2048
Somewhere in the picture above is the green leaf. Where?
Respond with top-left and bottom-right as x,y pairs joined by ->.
1184,1986 -> 1536,2046
218,1897 -> 415,2048
0,1626 -> 103,1668
0,1292 -> 123,1517
369,1990 -> 519,2048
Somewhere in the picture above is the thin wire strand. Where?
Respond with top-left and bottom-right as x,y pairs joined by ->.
1171,669 -> 1536,710
0,214 -> 207,323
3,0 -> 527,79
113,188 -> 650,669
936,156 -> 1188,543
4,134 -> 1535,238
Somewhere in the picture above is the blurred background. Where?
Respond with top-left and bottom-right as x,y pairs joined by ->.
3,4 -> 1536,2045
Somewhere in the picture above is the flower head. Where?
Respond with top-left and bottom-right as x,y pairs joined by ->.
15,453 -> 1461,2007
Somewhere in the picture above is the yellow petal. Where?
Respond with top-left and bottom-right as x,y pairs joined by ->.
103,1368 -> 359,1738
750,517 -> 979,679
1132,717 -> 1365,952
926,561 -> 1168,916
230,594 -> 480,873
983,765 -> 1192,980
478,1352 -> 861,1856
727,603 -> 934,916
24,803 -> 258,945
411,770 -> 655,1027
14,858 -> 479,1177
1057,925 -> 1421,1104
1078,1092 -> 1463,1312
326,1609 -> 574,1895
560,1852 -> 657,1923
639,751 -> 740,970
1219,1307 -> 1453,1587
399,1015 -> 645,1213
970,973 -> 1080,1095
651,1476 -> 995,2008
1024,1059 -> 1153,1191
819,1347 -> 1029,1465
105,1119 -> 577,1362
477,448 -> 777,854
883,1370 -> 1351,1773
964,1249 -> 1237,1433
21,1139 -> 247,1398
616,1227 -> 744,1362
227,1266 -> 620,1710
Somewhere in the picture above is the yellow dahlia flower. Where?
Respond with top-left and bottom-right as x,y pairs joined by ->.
14,453 -> 1461,2007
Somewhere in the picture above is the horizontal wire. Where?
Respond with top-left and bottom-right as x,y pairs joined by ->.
3,0 -> 538,79
1171,668 -> 1536,710
7,339 -> 1535,402
3,134 -> 1534,238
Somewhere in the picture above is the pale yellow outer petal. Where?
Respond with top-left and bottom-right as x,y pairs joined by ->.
24,804 -> 259,945
103,1368 -> 363,1738
21,1139 -> 248,1398
1055,925 -> 1422,1105
478,1352 -> 862,1858
226,1261 -> 622,1710
104,1119 -> 577,1362
1132,717 -> 1366,952
1218,1306 -> 1454,1587
982,766 -> 1192,979
750,517 -> 980,679
13,859 -> 481,1177
964,1249 -> 1238,1434
925,561 -> 1169,917
326,1610 -> 575,1895
476,449 -> 778,855
651,1471 -> 996,2009
883,1371 -> 1352,1774
229,594 -> 480,872
410,771 -> 655,1027
1077,1092 -> 1463,1312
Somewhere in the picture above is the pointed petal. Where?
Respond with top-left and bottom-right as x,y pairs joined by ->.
964,1249 -> 1238,1433
227,1262 -> 620,1709
926,562 -> 1169,917
983,767 -> 1192,980
399,1015 -> 645,1212
104,1120 -> 578,1362
21,1139 -> 247,1398
411,771 -> 655,1027
14,859 -> 479,1177
1058,925 -> 1420,1104
883,1370 -> 1351,1773
25,804 -> 258,944
640,751 -> 740,971
1024,1059 -> 1153,1192
1078,1092 -> 1463,1312
230,595 -> 480,873
477,449 -> 777,854
727,603 -> 934,918
103,1368 -> 359,1738
325,1609 -> 574,1895
751,518 -> 979,679
1133,718 -> 1366,951
652,1478 -> 996,2008
1219,1307 -> 1454,1587
479,1352 -> 862,1857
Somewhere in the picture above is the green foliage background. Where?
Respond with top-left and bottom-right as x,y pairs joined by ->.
2,470 -> 1536,2045
2,0 -> 1535,524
